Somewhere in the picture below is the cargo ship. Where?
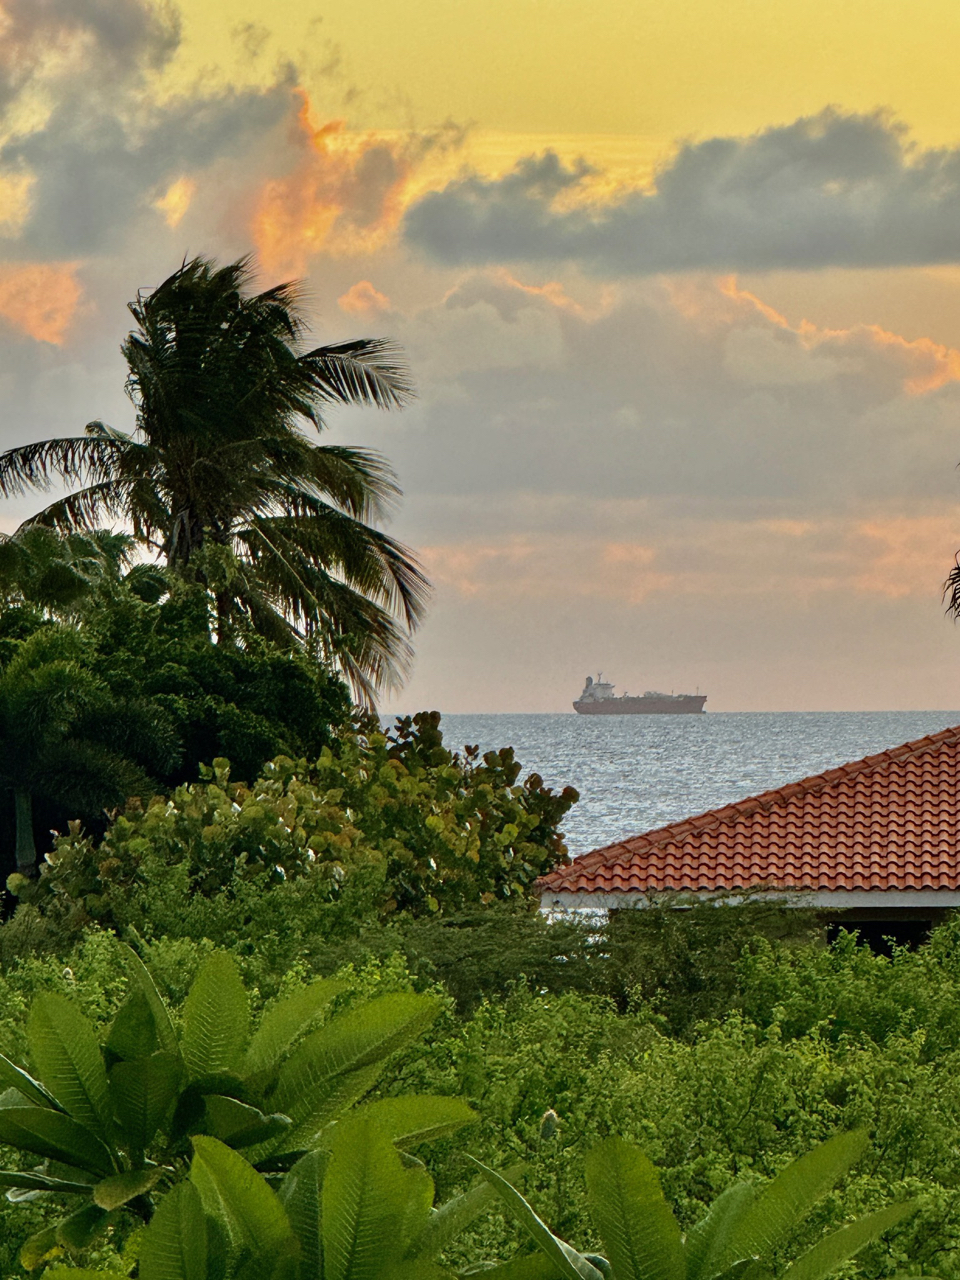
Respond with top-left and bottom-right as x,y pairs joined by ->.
573,674 -> 706,715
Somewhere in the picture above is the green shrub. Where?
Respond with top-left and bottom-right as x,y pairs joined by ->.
9,713 -> 578,949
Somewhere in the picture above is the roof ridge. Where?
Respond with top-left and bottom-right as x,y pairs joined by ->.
541,723 -> 960,886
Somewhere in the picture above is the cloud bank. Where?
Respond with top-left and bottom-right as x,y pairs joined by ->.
0,0 -> 298,261
404,109 -> 960,274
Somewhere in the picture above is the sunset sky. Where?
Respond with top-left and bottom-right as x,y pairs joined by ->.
3,0 -> 960,711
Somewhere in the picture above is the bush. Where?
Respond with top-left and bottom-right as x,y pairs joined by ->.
8,714 -> 578,953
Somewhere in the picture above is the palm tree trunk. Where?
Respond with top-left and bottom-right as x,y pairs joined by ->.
14,789 -> 37,871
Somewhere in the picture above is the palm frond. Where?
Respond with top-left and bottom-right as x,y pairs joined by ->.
300,339 -> 415,414
944,557 -> 960,617
238,509 -> 430,631
254,443 -> 402,521
18,481 -> 132,534
0,435 -> 127,498
226,528 -> 415,701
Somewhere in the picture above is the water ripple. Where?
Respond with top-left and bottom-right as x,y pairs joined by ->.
422,711 -> 960,855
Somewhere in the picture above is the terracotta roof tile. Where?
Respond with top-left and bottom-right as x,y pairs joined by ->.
537,724 -> 960,896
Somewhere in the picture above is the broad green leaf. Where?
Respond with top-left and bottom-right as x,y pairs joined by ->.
409,1172 -> 514,1261
321,1117 -> 415,1280
0,1106 -> 116,1177
190,1134 -> 293,1257
279,1148 -> 328,1276
584,1138 -> 684,1280
94,1165 -> 164,1210
109,1051 -> 182,1152
28,994 -> 112,1135
0,1167 -> 92,1193
380,1264 -> 451,1280
140,1181 -> 210,1280
267,1062 -> 383,1159
181,954 -> 250,1082
271,994 -> 440,1124
204,1094 -> 292,1148
20,1222 -> 59,1270
712,1263 -> 772,1280
470,1158 -> 605,1280
685,1183 -> 757,1280
779,1203 -> 917,1280
399,1162 -> 437,1256
716,1132 -> 869,1274
238,1251 -> 301,1280
342,1096 -> 477,1150
244,979 -> 344,1081
0,1051 -> 64,1111
56,1199 -> 110,1249
121,945 -> 179,1056
108,988 -> 164,1061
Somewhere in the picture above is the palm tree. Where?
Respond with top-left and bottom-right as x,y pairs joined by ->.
0,257 -> 429,700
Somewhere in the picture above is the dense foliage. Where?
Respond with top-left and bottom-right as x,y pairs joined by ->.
82,583 -> 351,790
8,712 -> 578,948
0,946 -> 465,1267
0,926 -> 950,1277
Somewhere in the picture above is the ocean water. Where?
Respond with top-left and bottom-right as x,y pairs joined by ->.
424,712 -> 960,856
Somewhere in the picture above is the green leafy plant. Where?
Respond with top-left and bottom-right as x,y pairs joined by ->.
473,1131 -> 916,1280
0,945 -> 471,1269
12,713 -> 578,940
120,1118 -> 495,1280
0,625 -> 177,874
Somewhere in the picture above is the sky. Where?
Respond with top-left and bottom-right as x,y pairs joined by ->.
2,0 -> 960,712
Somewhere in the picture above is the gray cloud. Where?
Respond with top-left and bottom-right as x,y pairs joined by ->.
335,272 -> 960,514
0,0 -> 179,107
404,109 -> 960,274
0,0 -> 298,257
3,84 -> 294,257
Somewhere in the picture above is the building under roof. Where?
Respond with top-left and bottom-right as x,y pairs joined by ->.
537,725 -> 960,949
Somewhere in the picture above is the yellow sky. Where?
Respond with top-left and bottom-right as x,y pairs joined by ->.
176,0 -> 960,146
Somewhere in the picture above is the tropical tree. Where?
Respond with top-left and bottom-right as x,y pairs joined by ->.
0,625 -> 176,873
0,257 -> 429,699
0,525 -> 136,618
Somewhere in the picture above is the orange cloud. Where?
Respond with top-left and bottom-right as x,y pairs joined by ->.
253,91 -> 450,276
713,275 -> 960,397
338,280 -> 392,315
153,176 -> 196,229
853,517 -> 960,599
422,536 -> 673,604
492,268 -> 617,320
0,262 -> 81,344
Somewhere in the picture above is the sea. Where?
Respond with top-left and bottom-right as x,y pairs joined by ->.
413,712 -> 960,856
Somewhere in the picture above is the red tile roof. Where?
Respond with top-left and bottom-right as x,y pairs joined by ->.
538,725 -> 960,896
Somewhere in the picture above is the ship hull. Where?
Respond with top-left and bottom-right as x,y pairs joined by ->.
573,695 -> 706,715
